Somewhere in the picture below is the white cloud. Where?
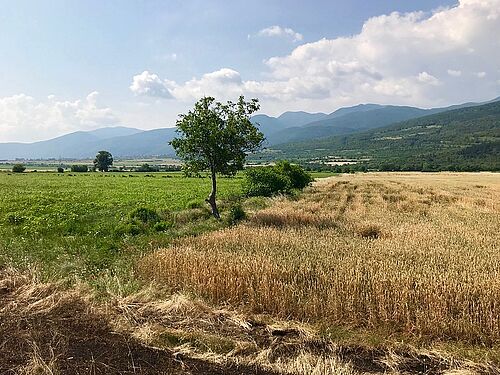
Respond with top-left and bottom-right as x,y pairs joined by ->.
130,68 -> 245,101
257,25 -> 303,42
417,72 -> 441,85
474,71 -> 487,78
132,0 -> 500,112
0,92 -> 119,142
130,71 -> 174,98
447,69 -> 462,76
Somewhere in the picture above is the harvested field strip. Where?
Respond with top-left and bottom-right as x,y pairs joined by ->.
0,268 -> 276,375
2,268 -> 498,374
139,173 -> 500,344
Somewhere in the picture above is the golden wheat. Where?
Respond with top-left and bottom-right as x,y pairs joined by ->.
139,172 -> 500,343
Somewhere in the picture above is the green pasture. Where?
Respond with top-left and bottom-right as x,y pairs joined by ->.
0,171 -> 242,287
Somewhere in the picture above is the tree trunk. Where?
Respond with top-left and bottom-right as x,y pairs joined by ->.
206,167 -> 220,219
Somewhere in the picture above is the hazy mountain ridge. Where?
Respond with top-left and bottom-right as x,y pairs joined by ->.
0,97 -> 498,160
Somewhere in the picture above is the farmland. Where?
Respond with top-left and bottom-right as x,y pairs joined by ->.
139,173 -> 500,368
0,171 -> 242,288
1,171 -> 500,374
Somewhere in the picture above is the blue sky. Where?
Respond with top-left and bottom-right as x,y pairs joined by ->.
0,0 -> 499,142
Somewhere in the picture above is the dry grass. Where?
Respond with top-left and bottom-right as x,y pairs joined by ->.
139,172 -> 500,345
2,267 -> 499,374
0,268 -> 278,375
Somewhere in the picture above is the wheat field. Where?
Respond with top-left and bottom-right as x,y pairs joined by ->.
139,173 -> 500,344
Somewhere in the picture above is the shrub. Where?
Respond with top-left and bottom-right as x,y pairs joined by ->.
275,161 -> 313,189
136,163 -> 159,172
243,167 -> 291,197
226,203 -> 246,226
71,165 -> 88,173
115,207 -> 163,236
12,164 -> 26,173
57,167 -> 64,173
129,207 -> 160,223
243,162 -> 312,197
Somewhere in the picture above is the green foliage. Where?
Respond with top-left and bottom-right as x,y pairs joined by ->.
116,207 -> 164,236
186,199 -> 203,209
136,163 -> 159,172
153,221 -> 172,232
12,164 -> 26,173
57,167 -> 64,173
171,96 -> 264,218
243,162 -> 312,197
226,203 -> 246,226
6,213 -> 25,225
94,150 -> 114,172
243,167 -> 291,197
0,172 -> 242,280
275,160 -> 313,189
129,207 -> 160,224
71,164 -> 88,172
171,96 -> 265,177
175,207 -> 212,224
115,220 -> 144,236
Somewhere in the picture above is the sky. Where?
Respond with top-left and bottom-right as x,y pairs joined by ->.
0,0 -> 499,142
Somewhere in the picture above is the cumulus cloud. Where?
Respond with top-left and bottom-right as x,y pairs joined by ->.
131,0 -> 500,111
256,25 -> 303,42
417,72 -> 441,85
130,71 -> 174,98
447,69 -> 462,77
0,92 -> 119,142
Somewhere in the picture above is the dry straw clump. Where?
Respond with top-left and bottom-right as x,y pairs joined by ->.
139,173 -> 500,344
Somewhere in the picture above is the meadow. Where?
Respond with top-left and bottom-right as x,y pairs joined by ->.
2,170 -> 500,374
0,171 -> 242,288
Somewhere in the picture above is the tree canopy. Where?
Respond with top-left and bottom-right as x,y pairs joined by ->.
170,96 -> 264,218
93,150 -> 113,172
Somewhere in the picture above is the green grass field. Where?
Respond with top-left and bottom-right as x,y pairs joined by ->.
0,171 -> 244,290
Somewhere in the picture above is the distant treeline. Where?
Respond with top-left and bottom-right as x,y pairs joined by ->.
67,163 -> 182,173
303,159 -> 500,173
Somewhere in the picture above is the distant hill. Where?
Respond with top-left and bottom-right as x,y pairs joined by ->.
1,97 -> 498,161
86,126 -> 143,139
276,111 -> 327,127
272,100 -> 500,171
263,98 -> 500,145
0,127 -> 177,159
266,105 -> 433,144
251,111 -> 327,142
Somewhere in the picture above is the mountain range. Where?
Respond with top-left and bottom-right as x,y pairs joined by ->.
272,100 -> 500,170
0,97 -> 498,160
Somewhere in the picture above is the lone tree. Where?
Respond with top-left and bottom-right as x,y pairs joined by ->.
93,150 -> 113,172
171,96 -> 264,218
12,164 -> 26,173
